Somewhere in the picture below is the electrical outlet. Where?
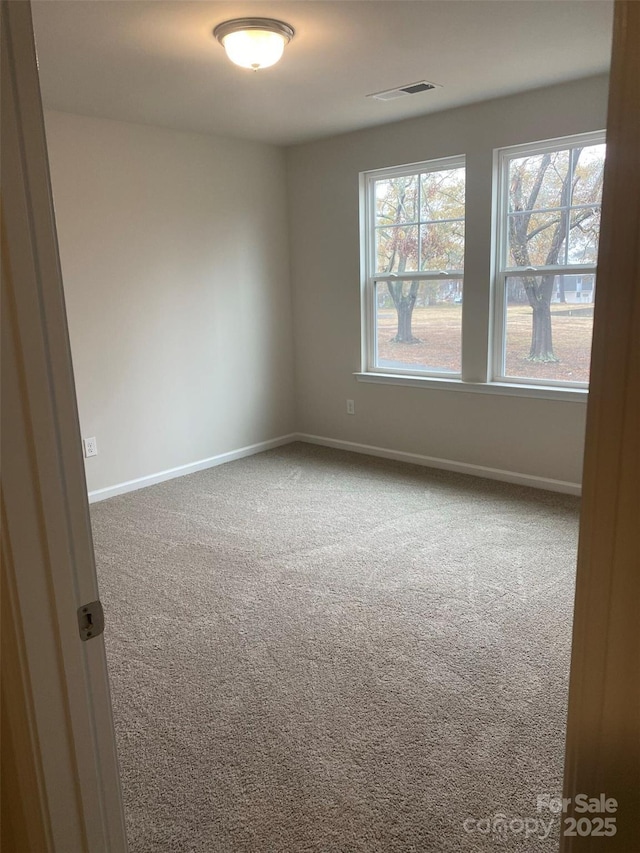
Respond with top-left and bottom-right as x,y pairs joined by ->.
83,437 -> 98,458
346,399 -> 355,415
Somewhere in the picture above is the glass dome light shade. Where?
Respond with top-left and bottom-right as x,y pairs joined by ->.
222,30 -> 285,70
214,19 -> 294,71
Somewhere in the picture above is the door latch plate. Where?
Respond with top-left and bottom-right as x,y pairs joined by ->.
77,600 -> 104,641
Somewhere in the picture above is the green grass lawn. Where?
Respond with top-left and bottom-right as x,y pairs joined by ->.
376,303 -> 594,383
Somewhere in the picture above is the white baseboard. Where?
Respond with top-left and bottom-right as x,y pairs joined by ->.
88,430 -> 581,503
295,433 -> 582,496
87,434 -> 298,503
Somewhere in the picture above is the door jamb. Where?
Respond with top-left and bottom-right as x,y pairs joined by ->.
1,1 -> 127,849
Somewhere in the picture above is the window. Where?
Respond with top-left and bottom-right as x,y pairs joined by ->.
363,157 -> 465,377
494,132 -> 606,387
360,133 -> 606,396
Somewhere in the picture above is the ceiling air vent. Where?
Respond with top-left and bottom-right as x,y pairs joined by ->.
368,81 -> 440,101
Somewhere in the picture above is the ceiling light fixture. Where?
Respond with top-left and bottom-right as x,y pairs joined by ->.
213,18 -> 294,71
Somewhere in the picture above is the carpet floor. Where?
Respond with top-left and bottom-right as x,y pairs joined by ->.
93,442 -> 579,852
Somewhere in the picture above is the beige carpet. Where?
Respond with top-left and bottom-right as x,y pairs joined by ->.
93,442 -> 579,852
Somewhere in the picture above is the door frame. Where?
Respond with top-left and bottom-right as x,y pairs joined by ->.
560,2 -> 640,850
1,1 -> 127,849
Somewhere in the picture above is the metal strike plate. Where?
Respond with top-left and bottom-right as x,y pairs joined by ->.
77,600 -> 104,641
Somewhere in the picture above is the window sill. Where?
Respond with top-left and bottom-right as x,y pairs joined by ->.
354,372 -> 588,403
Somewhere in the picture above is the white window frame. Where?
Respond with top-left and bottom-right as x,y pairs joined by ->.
361,155 -> 466,380
492,130 -> 606,390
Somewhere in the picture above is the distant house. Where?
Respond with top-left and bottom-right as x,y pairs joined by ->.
553,274 -> 596,304
506,274 -> 596,305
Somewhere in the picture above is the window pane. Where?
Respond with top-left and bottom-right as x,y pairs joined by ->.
506,143 -> 605,272
421,222 -> 465,271
571,144 -> 606,206
420,168 -> 465,220
568,206 -> 601,264
375,175 -> 418,226
376,225 -> 418,273
503,274 -> 595,383
508,150 -> 570,212
375,280 -> 462,374
507,211 -> 567,267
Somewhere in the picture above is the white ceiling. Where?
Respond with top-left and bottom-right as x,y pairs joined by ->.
32,0 -> 613,146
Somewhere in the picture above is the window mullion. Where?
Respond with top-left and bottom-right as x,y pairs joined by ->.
503,264 -> 597,276
374,271 -> 465,282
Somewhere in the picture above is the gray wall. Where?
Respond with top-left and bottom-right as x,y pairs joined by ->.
45,110 -> 295,493
286,75 -> 609,485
